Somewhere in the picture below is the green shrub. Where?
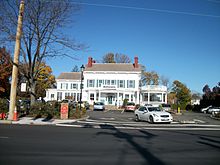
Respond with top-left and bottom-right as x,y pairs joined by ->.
122,99 -> 128,108
0,98 -> 9,113
69,106 -> 87,119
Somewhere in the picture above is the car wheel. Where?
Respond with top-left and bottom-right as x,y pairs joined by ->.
135,115 -> 140,122
149,116 -> 154,124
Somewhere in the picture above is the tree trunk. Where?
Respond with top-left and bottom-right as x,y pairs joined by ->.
30,80 -> 36,106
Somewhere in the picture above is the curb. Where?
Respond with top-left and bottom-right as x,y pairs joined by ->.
0,120 -> 12,124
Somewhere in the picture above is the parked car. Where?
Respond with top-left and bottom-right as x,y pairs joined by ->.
134,106 -> 173,123
200,105 -> 212,113
207,107 -> 220,114
125,102 -> 136,111
93,102 -> 105,111
161,103 -> 171,111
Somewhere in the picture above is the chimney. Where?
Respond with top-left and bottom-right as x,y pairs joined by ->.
134,56 -> 138,68
88,57 -> 93,67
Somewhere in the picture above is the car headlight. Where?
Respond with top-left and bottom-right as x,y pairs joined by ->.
153,114 -> 159,117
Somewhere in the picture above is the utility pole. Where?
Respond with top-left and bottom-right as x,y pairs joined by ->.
8,0 -> 25,120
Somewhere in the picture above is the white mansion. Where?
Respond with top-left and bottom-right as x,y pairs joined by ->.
45,57 -> 168,107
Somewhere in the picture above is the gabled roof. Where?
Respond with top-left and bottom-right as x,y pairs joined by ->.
57,72 -> 81,80
85,63 -> 142,72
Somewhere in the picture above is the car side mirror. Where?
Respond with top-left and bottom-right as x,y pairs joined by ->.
144,110 -> 147,113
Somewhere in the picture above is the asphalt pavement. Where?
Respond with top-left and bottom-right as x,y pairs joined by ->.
0,124 -> 219,165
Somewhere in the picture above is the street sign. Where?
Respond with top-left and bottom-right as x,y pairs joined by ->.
21,83 -> 26,92
60,103 -> 69,119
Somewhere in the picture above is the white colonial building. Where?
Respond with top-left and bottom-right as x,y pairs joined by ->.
45,57 -> 168,106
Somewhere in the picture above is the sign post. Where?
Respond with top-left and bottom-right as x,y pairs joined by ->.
60,103 -> 69,119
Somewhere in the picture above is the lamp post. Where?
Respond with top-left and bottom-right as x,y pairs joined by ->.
79,65 -> 85,111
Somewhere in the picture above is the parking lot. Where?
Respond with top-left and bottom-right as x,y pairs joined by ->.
87,109 -> 220,125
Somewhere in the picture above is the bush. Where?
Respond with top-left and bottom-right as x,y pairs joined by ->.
69,106 -> 87,119
122,99 -> 128,108
0,98 -> 9,113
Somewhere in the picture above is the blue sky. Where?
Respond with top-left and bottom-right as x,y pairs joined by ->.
48,0 -> 220,93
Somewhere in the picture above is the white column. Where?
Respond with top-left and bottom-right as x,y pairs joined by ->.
148,92 -> 150,104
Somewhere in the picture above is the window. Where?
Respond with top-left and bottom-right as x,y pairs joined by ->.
127,80 -> 135,88
143,93 -> 148,101
90,93 -> 94,100
57,92 -> 62,100
51,94 -> 54,99
163,93 -> 166,102
119,80 -> 125,88
105,80 -> 110,85
150,93 -> 162,102
71,83 -> 78,89
65,92 -> 70,99
125,94 -> 129,99
131,94 -> 134,101
111,80 -> 116,85
61,83 -> 68,90
88,80 -> 95,87
97,80 -> 104,87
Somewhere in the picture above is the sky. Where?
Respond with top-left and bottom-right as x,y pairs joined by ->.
47,0 -> 220,93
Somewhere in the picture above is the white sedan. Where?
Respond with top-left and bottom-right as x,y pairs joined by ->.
134,106 -> 173,123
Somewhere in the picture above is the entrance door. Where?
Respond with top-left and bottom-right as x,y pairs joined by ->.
107,96 -> 113,105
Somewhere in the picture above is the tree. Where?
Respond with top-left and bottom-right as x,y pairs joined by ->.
35,62 -> 55,99
0,0 -> 86,104
200,82 -> 220,107
143,71 -> 159,85
102,53 -> 131,63
115,53 -> 131,63
71,65 -> 79,72
171,80 -> 191,109
102,53 -> 115,63
160,75 -> 170,88
0,47 -> 12,98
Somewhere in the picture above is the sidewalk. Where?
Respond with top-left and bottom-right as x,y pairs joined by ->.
0,117 -> 78,125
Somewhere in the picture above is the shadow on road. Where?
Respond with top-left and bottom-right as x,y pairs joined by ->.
97,124 -> 166,165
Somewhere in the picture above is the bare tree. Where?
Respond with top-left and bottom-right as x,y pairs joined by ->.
115,53 -> 131,63
160,75 -> 170,87
0,0 -> 86,104
102,53 -> 115,63
102,53 -> 131,63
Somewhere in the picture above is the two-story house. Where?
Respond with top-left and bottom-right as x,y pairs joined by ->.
45,56 -> 168,106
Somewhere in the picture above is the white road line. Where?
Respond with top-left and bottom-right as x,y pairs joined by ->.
55,124 -> 220,131
0,136 -> 9,139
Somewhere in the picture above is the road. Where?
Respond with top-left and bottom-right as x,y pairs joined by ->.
0,124 -> 220,165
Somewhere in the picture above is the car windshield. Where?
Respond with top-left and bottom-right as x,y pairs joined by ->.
95,102 -> 104,105
162,104 -> 171,108
148,107 -> 161,112
127,102 -> 135,106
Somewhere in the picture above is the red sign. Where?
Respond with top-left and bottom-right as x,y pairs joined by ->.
60,103 -> 69,119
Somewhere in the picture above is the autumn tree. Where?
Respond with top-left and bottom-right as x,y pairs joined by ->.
102,53 -> 131,63
0,47 -> 12,98
35,62 -> 55,99
0,0 -> 86,104
171,80 -> 191,109
142,71 -> 159,85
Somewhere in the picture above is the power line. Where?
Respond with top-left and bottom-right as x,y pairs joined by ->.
67,1 -> 220,18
